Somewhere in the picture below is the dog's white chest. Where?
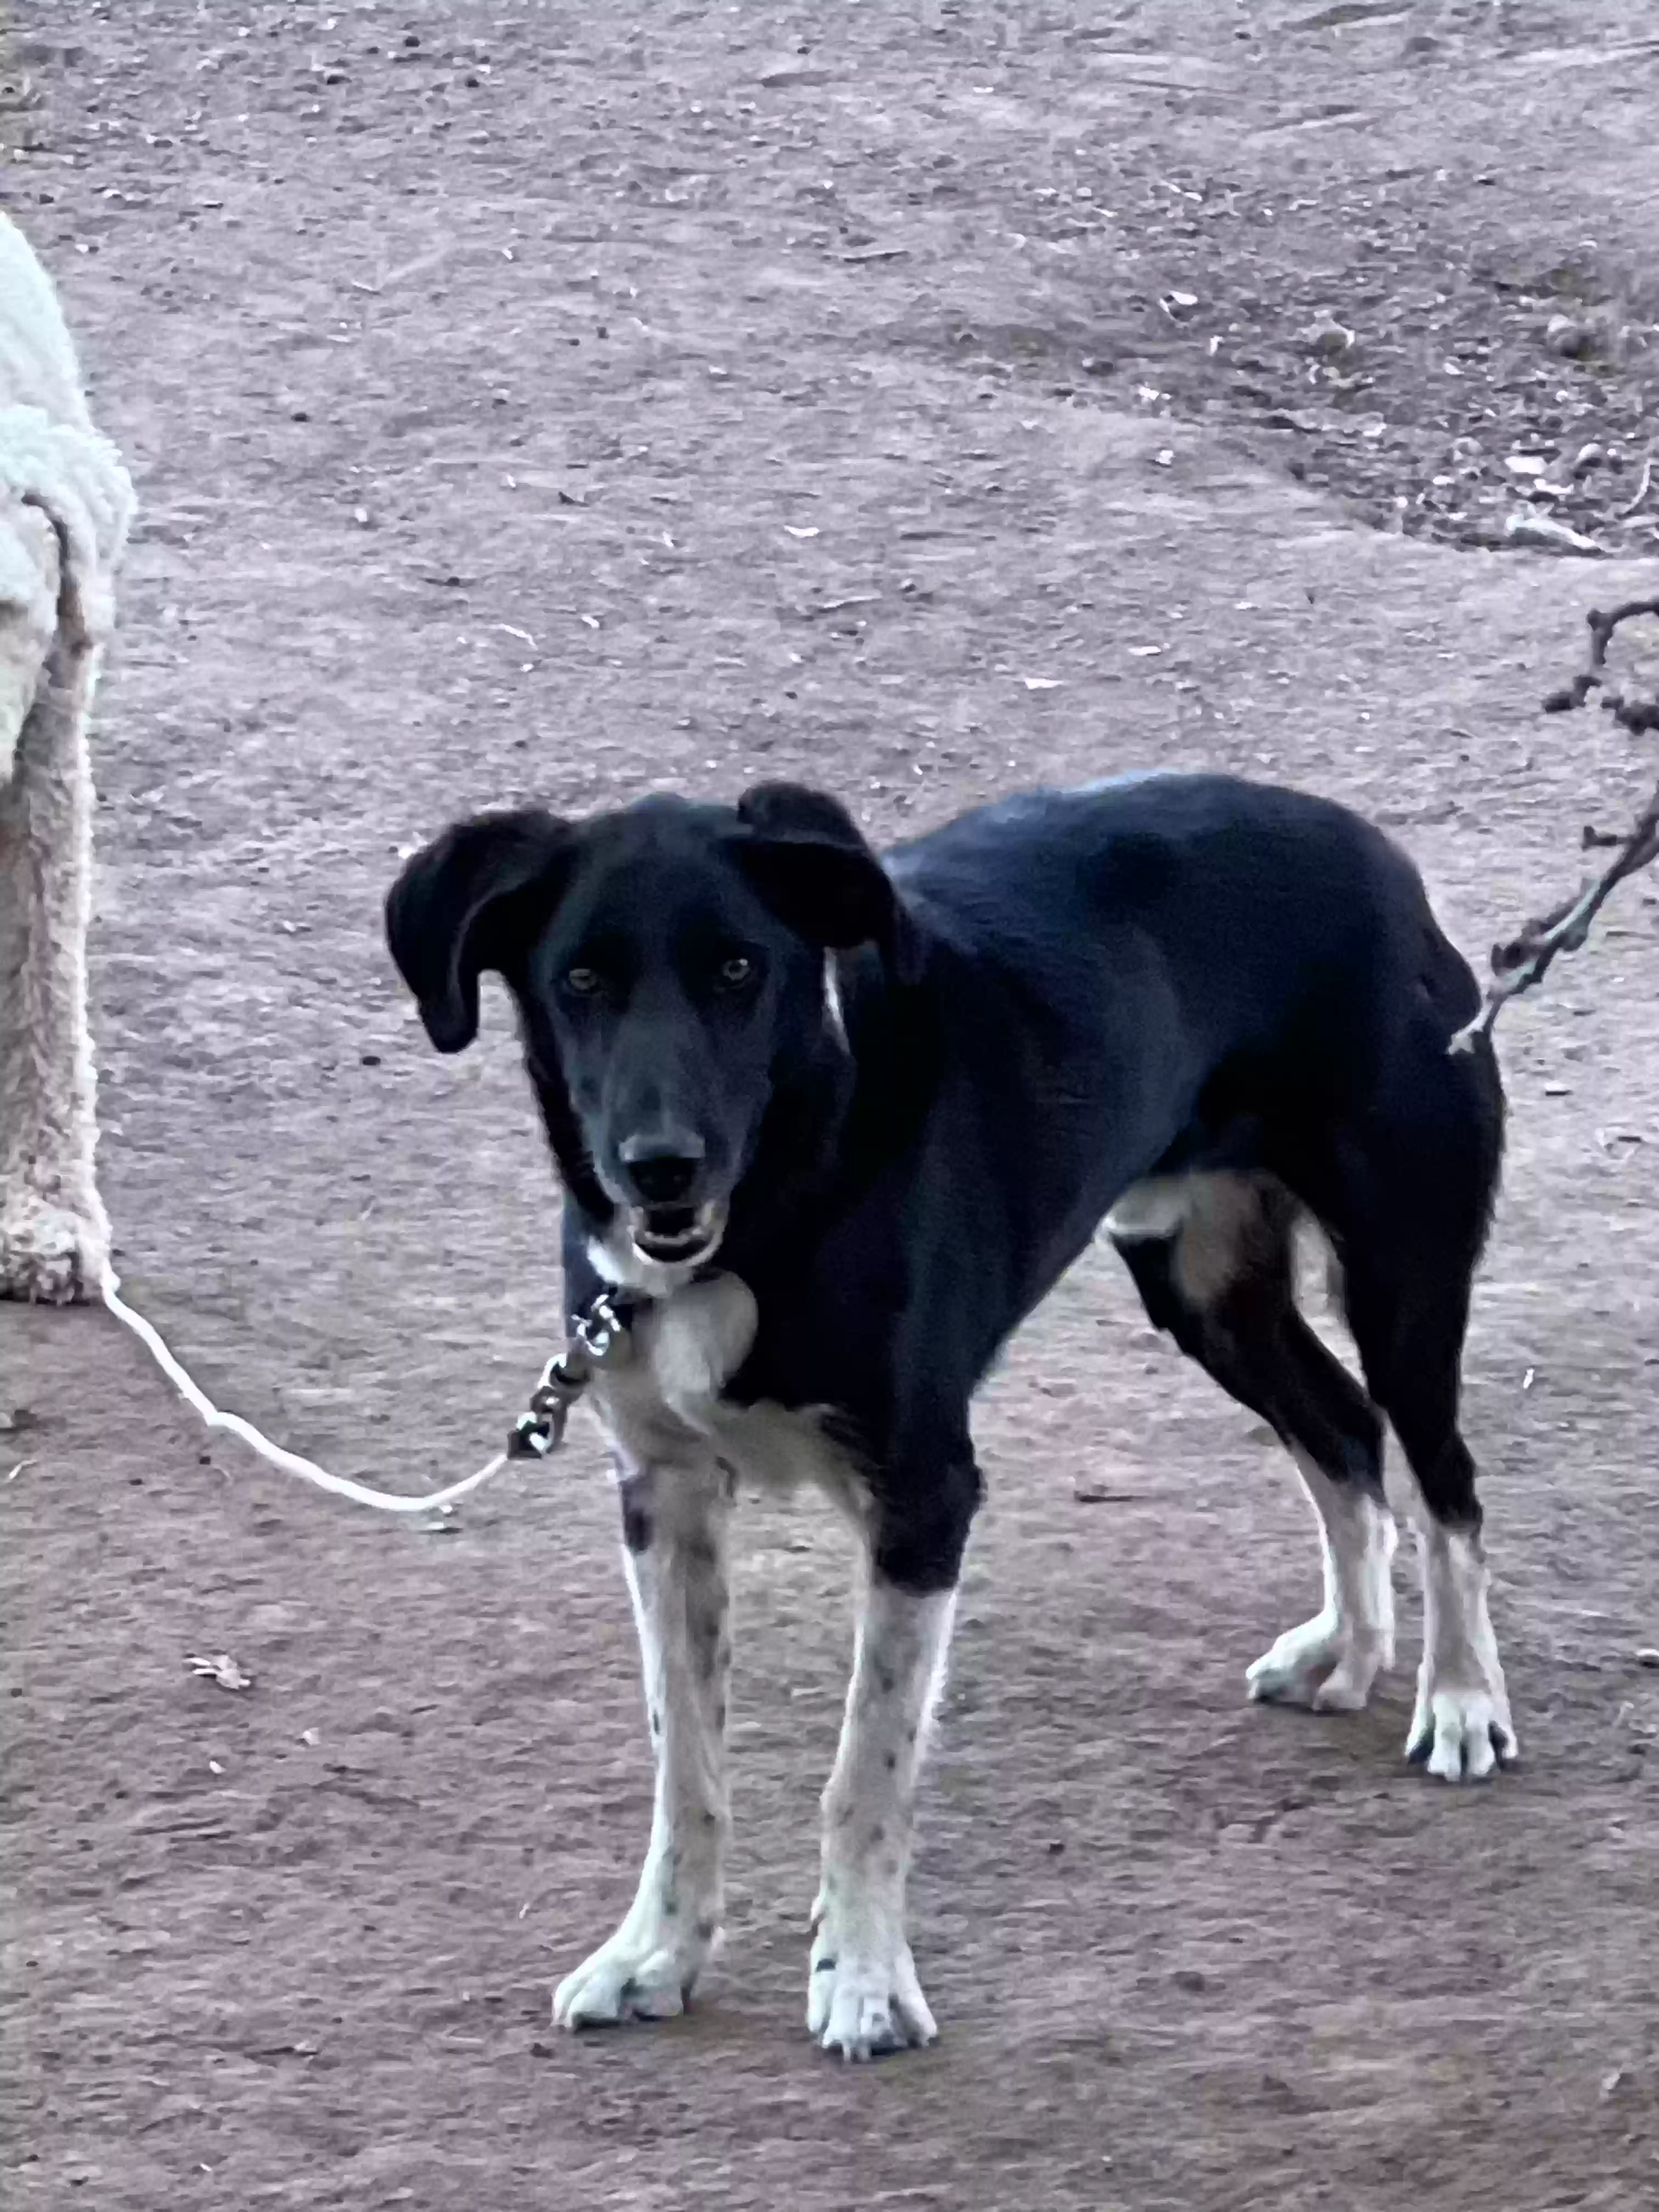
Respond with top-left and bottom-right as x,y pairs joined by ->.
589,1274 -> 867,1518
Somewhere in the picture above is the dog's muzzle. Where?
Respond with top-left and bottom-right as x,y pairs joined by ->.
628,1200 -> 727,1266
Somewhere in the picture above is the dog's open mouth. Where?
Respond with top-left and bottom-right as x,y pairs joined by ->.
628,1201 -> 727,1266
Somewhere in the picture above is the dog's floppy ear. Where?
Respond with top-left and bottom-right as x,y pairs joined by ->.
386,809 -> 572,1052
733,782 -> 923,985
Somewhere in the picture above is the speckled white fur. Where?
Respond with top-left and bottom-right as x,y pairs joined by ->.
810,1578 -> 955,2058
554,1448 -> 733,2027
552,1271 -> 955,2053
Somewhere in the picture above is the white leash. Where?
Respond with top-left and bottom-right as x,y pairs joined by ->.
99,1262 -> 515,1516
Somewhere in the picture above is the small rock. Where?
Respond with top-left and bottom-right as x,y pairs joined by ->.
1544,313 -> 1592,359
1636,1649 -> 1659,1669
1298,309 -> 1355,359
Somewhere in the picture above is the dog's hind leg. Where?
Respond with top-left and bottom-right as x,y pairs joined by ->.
1110,1173 -> 1396,1714
553,1450 -> 734,2028
1325,1048 -> 1514,1781
1350,1262 -> 1513,1781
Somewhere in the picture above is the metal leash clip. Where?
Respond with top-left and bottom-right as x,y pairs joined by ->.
507,1293 -> 637,1462
573,1291 -> 634,1367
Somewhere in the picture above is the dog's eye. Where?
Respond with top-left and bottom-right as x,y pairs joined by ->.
563,964 -> 603,998
715,954 -> 756,992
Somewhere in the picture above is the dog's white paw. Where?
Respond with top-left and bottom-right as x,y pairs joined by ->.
1246,1611 -> 1386,1713
553,1910 -> 719,2029
0,1200 -> 106,1306
1409,1526 -> 1516,1781
1407,1682 -> 1517,1783
807,1900 -> 936,2060
1249,1476 -> 1395,1713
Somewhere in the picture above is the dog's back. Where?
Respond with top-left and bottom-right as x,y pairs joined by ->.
878,771 -> 1497,1216
889,770 -> 1470,1045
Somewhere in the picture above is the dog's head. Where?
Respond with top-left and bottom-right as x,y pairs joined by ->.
386,783 -> 920,1275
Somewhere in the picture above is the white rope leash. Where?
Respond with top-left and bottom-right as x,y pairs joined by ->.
99,1263 -> 516,1516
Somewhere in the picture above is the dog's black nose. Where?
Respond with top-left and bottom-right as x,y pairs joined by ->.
619,1131 -> 706,1209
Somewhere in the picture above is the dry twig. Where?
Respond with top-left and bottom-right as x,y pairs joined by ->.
1452,597 -> 1659,1052
1617,455 -> 1654,520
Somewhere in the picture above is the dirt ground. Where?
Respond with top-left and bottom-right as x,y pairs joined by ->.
3,2 -> 1657,2207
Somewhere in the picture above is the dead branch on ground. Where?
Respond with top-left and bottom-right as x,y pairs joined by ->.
1451,596 -> 1659,1053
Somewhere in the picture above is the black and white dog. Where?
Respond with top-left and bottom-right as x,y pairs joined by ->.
387,771 -> 1512,2059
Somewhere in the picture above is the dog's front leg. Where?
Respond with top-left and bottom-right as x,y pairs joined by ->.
810,1515 -> 968,2059
554,1453 -> 732,2029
